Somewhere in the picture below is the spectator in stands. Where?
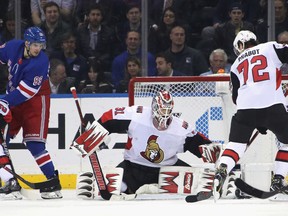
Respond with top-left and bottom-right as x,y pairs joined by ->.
49,31 -> 88,89
0,12 -> 27,45
256,0 -> 288,43
76,3 -> 116,72
40,1 -> 71,56
148,7 -> 191,55
49,58 -> 75,94
77,58 -> 113,94
148,0 -> 191,27
6,0 -> 32,28
115,4 -> 143,53
213,2 -> 255,64
278,30 -> 288,44
164,25 -> 209,76
155,52 -> 185,76
111,30 -> 156,89
277,30 -> 288,74
116,56 -> 141,93
200,49 -> 231,76
31,0 -> 76,26
0,11 -> 28,44
195,27 -> 217,64
0,12 -> 16,44
213,0 -> 261,27
75,0 -> 127,28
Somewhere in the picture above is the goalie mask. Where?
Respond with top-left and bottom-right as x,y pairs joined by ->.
152,90 -> 174,130
233,30 -> 257,56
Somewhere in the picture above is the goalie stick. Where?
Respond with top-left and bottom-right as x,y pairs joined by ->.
70,87 -> 111,200
0,130 -> 59,190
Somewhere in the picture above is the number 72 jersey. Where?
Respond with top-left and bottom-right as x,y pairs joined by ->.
230,41 -> 288,109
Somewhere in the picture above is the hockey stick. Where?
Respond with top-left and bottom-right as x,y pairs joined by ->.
185,130 -> 259,203
0,130 -> 59,190
70,87 -> 112,200
234,178 -> 285,199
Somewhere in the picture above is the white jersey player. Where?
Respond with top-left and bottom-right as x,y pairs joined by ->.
214,30 -> 288,199
97,90 -> 214,194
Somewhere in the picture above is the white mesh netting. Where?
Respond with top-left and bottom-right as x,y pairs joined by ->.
129,76 -> 288,166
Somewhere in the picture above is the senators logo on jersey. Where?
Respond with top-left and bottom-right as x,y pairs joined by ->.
140,135 -> 164,163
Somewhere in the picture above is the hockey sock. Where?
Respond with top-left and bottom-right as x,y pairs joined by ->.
218,142 -> 247,173
274,142 -> 288,178
26,141 -> 56,179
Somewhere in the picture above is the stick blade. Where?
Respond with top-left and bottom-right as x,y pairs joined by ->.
185,191 -> 212,203
234,178 -> 279,199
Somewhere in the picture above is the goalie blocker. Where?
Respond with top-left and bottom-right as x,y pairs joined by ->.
70,121 -> 110,157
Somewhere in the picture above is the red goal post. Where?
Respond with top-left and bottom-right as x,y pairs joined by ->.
128,76 -> 288,146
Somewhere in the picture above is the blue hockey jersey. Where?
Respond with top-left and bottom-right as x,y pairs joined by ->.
0,40 -> 50,107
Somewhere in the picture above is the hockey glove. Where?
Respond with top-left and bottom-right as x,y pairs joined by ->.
199,143 -> 224,163
70,121 -> 110,158
257,127 -> 267,135
0,99 -> 12,129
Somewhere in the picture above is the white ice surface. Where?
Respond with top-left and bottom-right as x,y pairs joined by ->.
0,190 -> 287,216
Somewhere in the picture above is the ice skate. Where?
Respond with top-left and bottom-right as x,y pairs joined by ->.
270,174 -> 288,194
40,170 -> 63,199
0,178 -> 23,200
213,163 -> 227,200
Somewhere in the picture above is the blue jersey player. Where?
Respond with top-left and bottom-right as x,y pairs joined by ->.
0,27 -> 62,199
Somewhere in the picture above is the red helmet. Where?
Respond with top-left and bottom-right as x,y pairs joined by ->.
151,90 -> 174,130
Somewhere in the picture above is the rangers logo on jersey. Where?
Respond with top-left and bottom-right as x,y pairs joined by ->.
33,76 -> 43,86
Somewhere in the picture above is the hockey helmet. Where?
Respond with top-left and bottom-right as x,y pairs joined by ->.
24,27 -> 46,48
233,30 -> 257,56
151,90 -> 174,130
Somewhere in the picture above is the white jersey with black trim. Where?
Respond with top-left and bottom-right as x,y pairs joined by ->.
112,106 -> 197,168
230,41 -> 287,110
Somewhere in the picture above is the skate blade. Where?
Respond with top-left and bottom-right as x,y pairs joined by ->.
0,191 -> 23,200
213,179 -> 220,202
269,193 -> 288,202
110,193 -> 137,201
41,191 -> 63,199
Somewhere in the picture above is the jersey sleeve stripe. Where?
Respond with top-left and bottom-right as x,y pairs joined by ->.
17,81 -> 38,98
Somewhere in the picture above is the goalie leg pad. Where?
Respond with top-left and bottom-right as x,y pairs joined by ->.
158,166 -> 215,195
70,121 -> 110,158
76,167 -> 123,199
76,172 -> 96,200
103,167 -> 123,195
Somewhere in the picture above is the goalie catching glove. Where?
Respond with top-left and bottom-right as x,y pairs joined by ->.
70,121 -> 110,157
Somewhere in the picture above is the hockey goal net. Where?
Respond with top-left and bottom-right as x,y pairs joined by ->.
128,76 -> 288,164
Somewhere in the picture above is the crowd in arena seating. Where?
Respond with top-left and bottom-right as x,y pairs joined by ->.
0,0 -> 287,94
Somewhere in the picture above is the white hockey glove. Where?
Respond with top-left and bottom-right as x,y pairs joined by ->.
70,121 -> 109,158
199,143 -> 224,163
